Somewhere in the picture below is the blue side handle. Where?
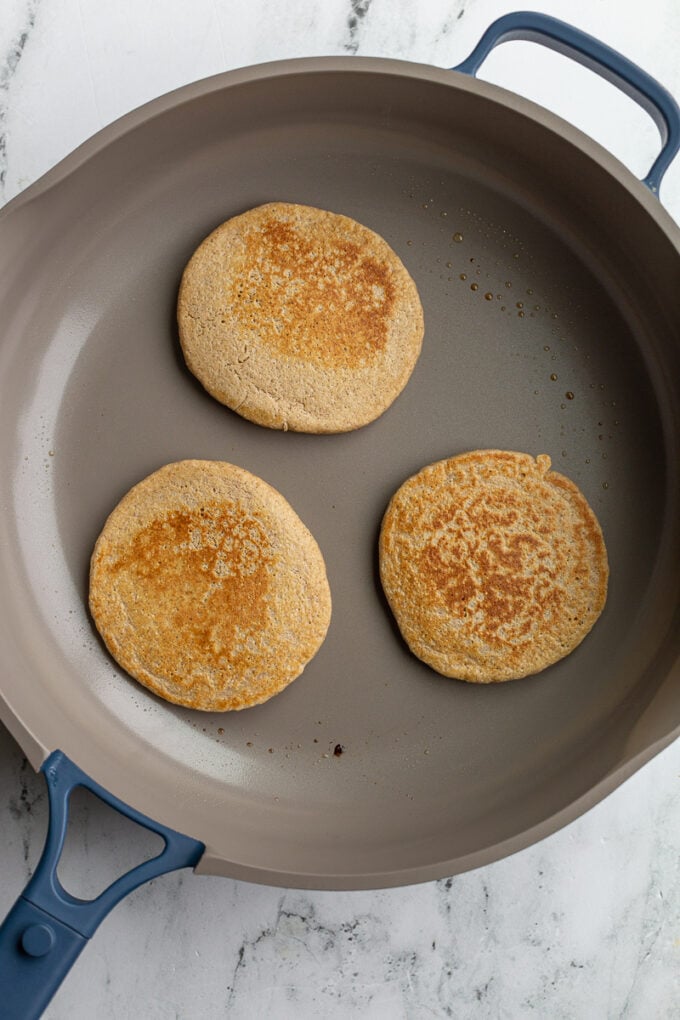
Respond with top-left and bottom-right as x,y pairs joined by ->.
0,750 -> 204,1020
452,10 -> 680,194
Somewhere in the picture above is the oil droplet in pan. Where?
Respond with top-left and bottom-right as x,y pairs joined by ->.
484,292 -> 493,301
470,283 -> 479,291
550,373 -> 558,381
459,273 -> 467,281
452,232 -> 464,242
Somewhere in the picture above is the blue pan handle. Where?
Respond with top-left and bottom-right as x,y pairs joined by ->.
453,10 -> 680,194
0,750 -> 204,1020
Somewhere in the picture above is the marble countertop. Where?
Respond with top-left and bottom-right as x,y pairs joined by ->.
1,1 -> 680,1017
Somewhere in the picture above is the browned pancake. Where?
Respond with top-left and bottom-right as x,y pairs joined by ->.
177,202 -> 424,432
89,460 -> 331,710
379,450 -> 609,682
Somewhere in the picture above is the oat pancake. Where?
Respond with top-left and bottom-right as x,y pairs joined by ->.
379,450 -> 609,683
177,202 -> 424,432
89,460 -> 331,711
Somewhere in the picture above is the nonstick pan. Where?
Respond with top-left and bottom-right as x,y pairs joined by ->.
1,12 -> 679,1016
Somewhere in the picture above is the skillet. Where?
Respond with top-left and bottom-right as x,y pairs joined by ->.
0,12 -> 679,1017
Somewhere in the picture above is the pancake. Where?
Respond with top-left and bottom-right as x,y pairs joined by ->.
379,450 -> 609,683
177,202 -> 424,432
89,460 -> 331,711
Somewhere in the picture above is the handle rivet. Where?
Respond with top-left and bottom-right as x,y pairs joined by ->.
21,923 -> 55,957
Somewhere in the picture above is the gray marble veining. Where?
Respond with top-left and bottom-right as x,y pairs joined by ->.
0,0 -> 39,198
1,1 -> 679,1017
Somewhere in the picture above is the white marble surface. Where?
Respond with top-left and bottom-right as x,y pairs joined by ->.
1,1 -> 680,1017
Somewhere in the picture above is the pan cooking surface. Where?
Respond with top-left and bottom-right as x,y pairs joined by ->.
1,63 -> 678,885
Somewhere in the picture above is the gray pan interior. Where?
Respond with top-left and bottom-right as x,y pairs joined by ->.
0,59 -> 679,888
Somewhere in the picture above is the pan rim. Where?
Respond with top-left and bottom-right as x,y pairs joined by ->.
1,54 -> 679,888
1,54 -> 678,247
192,727 -> 680,889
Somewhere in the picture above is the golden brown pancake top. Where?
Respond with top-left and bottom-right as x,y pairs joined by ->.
89,460 -> 332,711
177,203 -> 424,432
379,450 -> 609,682
108,501 -> 274,684
228,216 -> 396,370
